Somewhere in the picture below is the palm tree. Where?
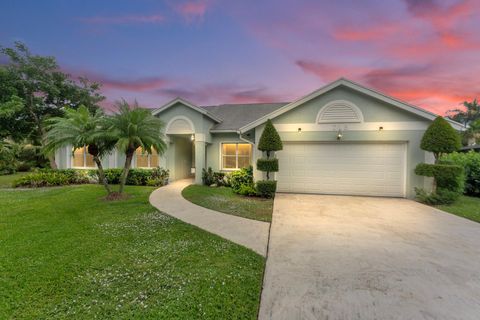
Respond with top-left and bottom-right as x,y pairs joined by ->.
107,100 -> 167,194
448,99 -> 480,126
43,105 -> 116,194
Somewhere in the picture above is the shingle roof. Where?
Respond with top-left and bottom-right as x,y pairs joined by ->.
200,103 -> 288,131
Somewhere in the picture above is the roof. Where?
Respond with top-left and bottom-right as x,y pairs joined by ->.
152,97 -> 222,123
239,78 -> 465,132
460,145 -> 480,153
199,103 -> 288,131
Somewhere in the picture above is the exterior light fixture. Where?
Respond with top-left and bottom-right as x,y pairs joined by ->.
298,127 -> 302,133
190,134 -> 195,141
379,126 -> 384,131
337,130 -> 343,140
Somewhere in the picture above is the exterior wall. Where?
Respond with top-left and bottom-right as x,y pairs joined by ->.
206,133 -> 246,172
253,86 -> 435,198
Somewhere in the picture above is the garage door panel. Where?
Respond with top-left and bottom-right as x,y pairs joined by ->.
276,143 -> 406,197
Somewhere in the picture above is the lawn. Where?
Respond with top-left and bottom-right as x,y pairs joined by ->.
182,185 -> 273,222
0,185 -> 265,319
438,195 -> 480,223
0,172 -> 29,188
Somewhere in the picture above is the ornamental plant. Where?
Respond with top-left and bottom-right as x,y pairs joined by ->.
256,119 -> 282,197
415,116 -> 463,204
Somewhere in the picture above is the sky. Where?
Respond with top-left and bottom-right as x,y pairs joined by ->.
1,0 -> 479,115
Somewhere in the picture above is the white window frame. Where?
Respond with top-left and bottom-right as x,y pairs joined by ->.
220,142 -> 252,171
71,146 -> 96,169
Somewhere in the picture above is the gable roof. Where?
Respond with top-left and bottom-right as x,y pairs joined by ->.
239,78 -> 465,132
200,103 -> 288,131
152,97 -> 222,123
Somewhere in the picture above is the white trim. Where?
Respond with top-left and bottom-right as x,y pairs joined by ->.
316,100 -> 364,123
219,142 -> 253,171
165,115 -> 195,134
239,78 -> 465,132
152,97 -> 222,123
274,121 -> 430,132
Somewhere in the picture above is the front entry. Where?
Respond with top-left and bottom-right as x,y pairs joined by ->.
167,135 -> 194,180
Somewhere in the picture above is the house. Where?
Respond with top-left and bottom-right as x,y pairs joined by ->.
54,78 -> 463,198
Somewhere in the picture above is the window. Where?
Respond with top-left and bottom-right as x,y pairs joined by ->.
135,147 -> 159,168
221,143 -> 252,169
72,146 -> 95,168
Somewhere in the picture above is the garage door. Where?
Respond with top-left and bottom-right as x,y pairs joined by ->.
276,143 -> 406,197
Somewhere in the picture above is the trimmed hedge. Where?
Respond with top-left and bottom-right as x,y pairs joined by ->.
256,180 -> 277,198
414,162 -> 464,204
441,151 -> 480,197
256,158 -> 279,173
13,169 -> 95,188
13,168 -> 169,188
414,163 -> 465,193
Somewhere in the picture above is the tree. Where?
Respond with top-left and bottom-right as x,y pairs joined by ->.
107,100 -> 167,194
420,116 -> 461,162
43,105 -> 116,195
0,42 -> 105,168
447,99 -> 480,126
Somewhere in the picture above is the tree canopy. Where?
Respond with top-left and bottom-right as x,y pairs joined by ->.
420,116 -> 461,161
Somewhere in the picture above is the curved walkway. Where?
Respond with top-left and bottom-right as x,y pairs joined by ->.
149,179 -> 270,256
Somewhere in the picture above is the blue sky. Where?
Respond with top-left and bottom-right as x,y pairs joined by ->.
1,0 -> 479,114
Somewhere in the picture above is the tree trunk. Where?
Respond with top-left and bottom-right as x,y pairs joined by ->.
93,156 -> 112,194
119,151 -> 134,194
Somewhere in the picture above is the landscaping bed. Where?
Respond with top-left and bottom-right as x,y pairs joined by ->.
0,185 -> 264,319
182,184 -> 273,222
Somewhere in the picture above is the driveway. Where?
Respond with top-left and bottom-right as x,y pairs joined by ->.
259,194 -> 480,320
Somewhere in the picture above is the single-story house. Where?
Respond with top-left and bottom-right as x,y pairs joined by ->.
55,78 -> 464,198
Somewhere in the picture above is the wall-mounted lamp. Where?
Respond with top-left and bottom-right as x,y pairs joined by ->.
379,126 -> 384,131
298,127 -> 302,133
190,134 -> 195,141
337,129 -> 343,140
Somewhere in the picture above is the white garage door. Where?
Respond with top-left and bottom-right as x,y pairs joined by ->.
276,143 -> 406,197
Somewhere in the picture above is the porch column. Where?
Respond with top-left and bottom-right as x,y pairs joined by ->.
194,134 -> 206,184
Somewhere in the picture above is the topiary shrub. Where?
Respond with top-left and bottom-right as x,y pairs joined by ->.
441,151 -> 480,197
256,158 -> 279,173
256,119 -> 282,197
256,180 -> 277,198
414,163 -> 465,193
420,116 -> 461,162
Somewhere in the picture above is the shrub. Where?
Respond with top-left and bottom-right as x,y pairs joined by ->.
202,167 -> 215,185
238,184 -> 257,196
213,172 -> 228,186
421,116 -> 461,161
256,158 -> 279,173
13,168 -> 169,188
258,119 -> 283,154
441,151 -> 480,197
13,169 -> 92,188
414,187 -> 460,205
256,180 -> 277,198
228,166 -> 254,193
414,163 -> 465,193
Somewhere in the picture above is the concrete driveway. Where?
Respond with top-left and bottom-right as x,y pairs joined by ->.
259,194 -> 480,320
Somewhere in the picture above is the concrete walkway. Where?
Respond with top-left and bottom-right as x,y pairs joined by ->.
149,179 -> 270,256
259,193 -> 480,320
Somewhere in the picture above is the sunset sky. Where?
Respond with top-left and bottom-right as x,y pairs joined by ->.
1,0 -> 479,115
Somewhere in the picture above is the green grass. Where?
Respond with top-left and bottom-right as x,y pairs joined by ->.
182,185 -> 273,222
0,185 -> 265,319
437,195 -> 480,223
0,172 -> 29,188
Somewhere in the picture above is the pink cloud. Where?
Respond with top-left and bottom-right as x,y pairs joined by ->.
175,1 -> 209,22
79,14 -> 165,25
